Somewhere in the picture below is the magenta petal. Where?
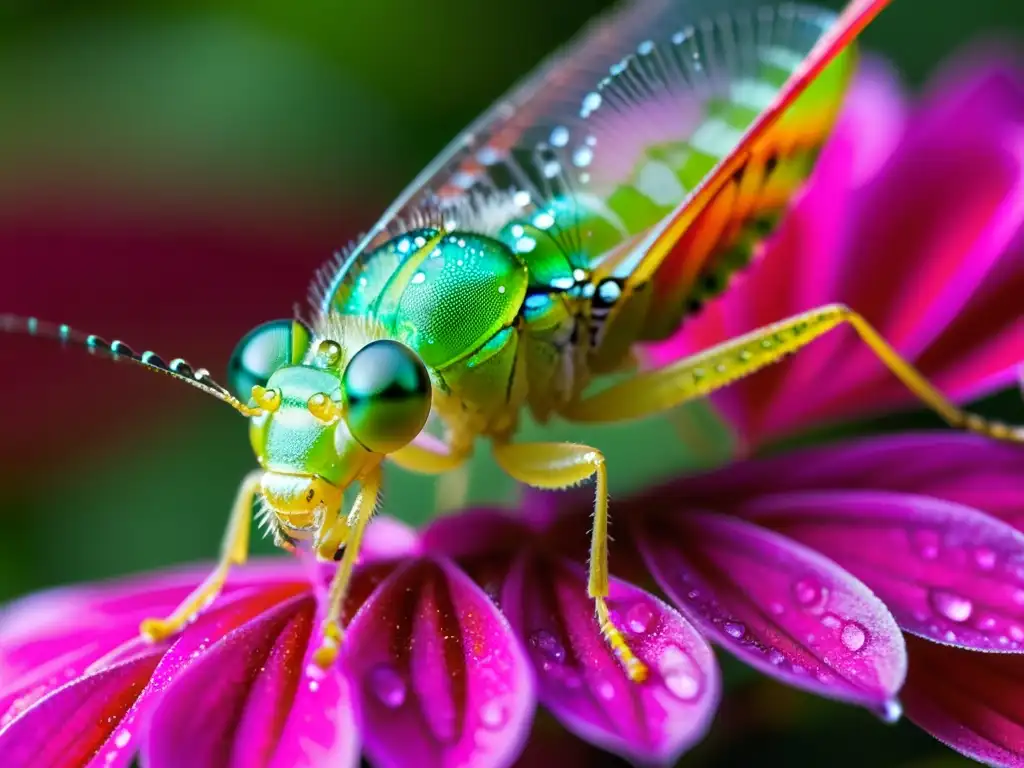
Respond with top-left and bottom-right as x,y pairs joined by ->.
345,558 -> 534,768
143,595 -> 354,768
502,552 -> 718,766
0,645 -> 164,768
904,636 -> 1024,767
741,490 -> 1024,651
675,433 -> 1024,528
637,512 -> 906,711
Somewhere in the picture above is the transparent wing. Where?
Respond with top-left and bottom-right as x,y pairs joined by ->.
320,0 -> 891,328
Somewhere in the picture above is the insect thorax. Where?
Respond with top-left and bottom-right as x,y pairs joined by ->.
314,220 -> 649,439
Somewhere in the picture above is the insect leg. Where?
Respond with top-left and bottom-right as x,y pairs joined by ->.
492,442 -> 648,683
563,303 -> 1023,442
312,465 -> 382,669
140,469 -> 262,641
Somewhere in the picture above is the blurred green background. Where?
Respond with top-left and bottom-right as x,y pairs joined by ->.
1,1 -> 1022,765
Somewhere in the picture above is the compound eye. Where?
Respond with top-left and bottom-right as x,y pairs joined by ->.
342,340 -> 431,454
227,319 -> 312,402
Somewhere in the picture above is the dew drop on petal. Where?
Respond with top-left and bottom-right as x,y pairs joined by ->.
1010,625 -> 1024,642
659,644 -> 702,701
793,578 -> 828,612
626,603 -> 655,634
974,547 -> 997,571
821,614 -> 841,630
840,623 -> 867,652
528,630 -> 566,665
875,699 -> 903,724
479,699 -> 509,730
913,530 -> 941,560
114,730 -> 131,749
930,590 -> 973,623
723,621 -> 745,639
596,679 -> 616,701
769,602 -> 785,616
368,664 -> 406,709
978,616 -> 997,631
768,650 -> 786,666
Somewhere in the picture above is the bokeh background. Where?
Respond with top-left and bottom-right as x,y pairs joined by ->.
1,1 -> 1022,765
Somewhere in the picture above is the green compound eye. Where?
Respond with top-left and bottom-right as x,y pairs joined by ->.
342,339 -> 432,454
227,319 -> 312,402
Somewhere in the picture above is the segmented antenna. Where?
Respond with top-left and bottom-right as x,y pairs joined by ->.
1,314 -> 263,417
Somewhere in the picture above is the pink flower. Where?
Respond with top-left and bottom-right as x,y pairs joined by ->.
644,55 -> 1024,452
1,433 -> 1021,767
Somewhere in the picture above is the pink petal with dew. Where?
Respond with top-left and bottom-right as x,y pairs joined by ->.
741,491 -> 1024,651
345,558 -> 535,768
904,636 -> 1024,767
0,559 -> 307,684
144,594 -> 356,768
86,583 -> 310,768
502,552 -> 719,767
0,645 -> 164,768
637,511 -> 906,714
672,433 -> 1024,528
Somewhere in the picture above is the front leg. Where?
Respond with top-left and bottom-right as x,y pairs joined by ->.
313,466 -> 382,668
141,469 -> 262,640
492,442 -> 648,683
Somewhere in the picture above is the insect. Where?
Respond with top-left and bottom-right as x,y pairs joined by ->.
6,0 -> 1022,681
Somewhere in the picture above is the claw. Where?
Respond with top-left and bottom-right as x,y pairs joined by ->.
140,617 -> 178,642
313,620 -> 344,668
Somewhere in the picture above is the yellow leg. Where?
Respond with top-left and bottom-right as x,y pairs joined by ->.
492,442 -> 648,683
313,466 -> 382,669
563,303 -> 1023,442
389,432 -> 471,475
141,469 -> 262,641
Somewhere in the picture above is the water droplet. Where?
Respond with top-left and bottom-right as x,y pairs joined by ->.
626,603 -> 655,634
930,590 -> 973,623
723,621 -> 745,639
480,699 -> 509,730
1010,625 -> 1024,642
913,530 -> 941,560
572,146 -> 594,168
528,630 -> 566,665
978,616 -> 997,631
368,664 -> 406,709
411,271 -> 426,285
768,650 -> 786,666
597,679 -> 616,700
841,623 -> 867,652
875,699 -> 903,724
974,547 -> 997,570
549,126 -> 570,147
113,730 -> 131,749
793,578 -> 828,612
821,614 -> 841,629
580,91 -> 602,117
769,601 -> 785,616
659,644 -> 701,700
1013,589 -> 1024,606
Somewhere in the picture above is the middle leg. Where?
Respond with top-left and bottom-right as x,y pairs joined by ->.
492,441 -> 648,683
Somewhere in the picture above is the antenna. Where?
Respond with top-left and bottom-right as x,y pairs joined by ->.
1,314 -> 263,417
